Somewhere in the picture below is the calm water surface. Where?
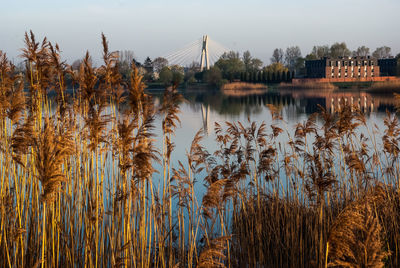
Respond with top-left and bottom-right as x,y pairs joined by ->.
150,88 -> 397,166
145,88 -> 399,201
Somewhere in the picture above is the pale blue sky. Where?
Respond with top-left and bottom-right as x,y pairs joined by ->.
1,0 -> 399,65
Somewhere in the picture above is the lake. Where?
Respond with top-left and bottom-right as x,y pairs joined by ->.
145,88 -> 399,201
150,88 -> 397,165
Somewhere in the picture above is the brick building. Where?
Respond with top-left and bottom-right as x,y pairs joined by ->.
305,57 -> 380,79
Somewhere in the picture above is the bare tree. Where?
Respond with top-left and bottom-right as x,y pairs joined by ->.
270,48 -> 284,64
330,42 -> 351,58
372,46 -> 392,59
118,50 -> 135,64
152,57 -> 169,73
352,46 -> 370,57
243,50 -> 263,72
117,50 -> 136,79
285,46 -> 302,71
243,50 -> 252,71
311,45 -> 330,59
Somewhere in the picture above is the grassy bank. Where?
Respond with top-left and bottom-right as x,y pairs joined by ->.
221,82 -> 268,96
1,32 -> 400,267
221,82 -> 268,91
332,81 -> 374,89
278,81 -> 337,90
367,80 -> 400,93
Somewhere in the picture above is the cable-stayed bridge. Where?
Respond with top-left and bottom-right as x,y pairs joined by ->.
163,35 -> 230,71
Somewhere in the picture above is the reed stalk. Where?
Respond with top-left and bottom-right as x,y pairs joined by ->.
0,32 -> 399,267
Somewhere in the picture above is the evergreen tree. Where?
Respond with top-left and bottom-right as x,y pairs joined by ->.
143,56 -> 153,72
268,72 -> 272,83
282,71 -> 286,82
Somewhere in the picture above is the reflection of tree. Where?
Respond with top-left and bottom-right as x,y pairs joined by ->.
183,91 -> 282,116
147,89 -> 399,122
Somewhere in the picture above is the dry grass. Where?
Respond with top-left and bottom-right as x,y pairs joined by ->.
327,185 -> 389,267
1,32 -> 400,268
221,82 -> 268,95
279,81 -> 337,90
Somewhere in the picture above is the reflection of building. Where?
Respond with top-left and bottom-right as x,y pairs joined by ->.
305,57 -> 380,79
280,89 -> 398,114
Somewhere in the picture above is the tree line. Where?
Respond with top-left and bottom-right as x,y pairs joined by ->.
239,70 -> 294,84
59,43 -> 399,88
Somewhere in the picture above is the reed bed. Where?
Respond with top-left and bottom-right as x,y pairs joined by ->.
279,81 -> 337,90
0,32 -> 400,268
221,82 -> 268,91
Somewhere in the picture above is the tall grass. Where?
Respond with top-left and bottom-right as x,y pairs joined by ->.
0,32 -> 400,267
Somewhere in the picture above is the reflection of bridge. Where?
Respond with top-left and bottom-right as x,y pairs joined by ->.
163,35 -> 230,70
201,104 -> 210,134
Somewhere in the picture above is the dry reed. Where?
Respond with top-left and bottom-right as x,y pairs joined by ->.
0,32 -> 400,268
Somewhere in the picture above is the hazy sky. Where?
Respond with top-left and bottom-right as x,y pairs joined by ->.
1,0 -> 399,65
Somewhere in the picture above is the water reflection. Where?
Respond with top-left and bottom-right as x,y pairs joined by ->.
149,88 -> 397,120
129,89 -> 399,203
149,88 -> 397,164
280,89 -> 397,114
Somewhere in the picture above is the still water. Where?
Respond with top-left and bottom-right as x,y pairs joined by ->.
149,88 -> 397,170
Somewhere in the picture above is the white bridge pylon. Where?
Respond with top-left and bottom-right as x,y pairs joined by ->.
200,35 -> 210,71
163,35 -> 230,69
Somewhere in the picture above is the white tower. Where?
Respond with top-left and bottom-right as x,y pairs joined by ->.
200,35 -> 210,72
